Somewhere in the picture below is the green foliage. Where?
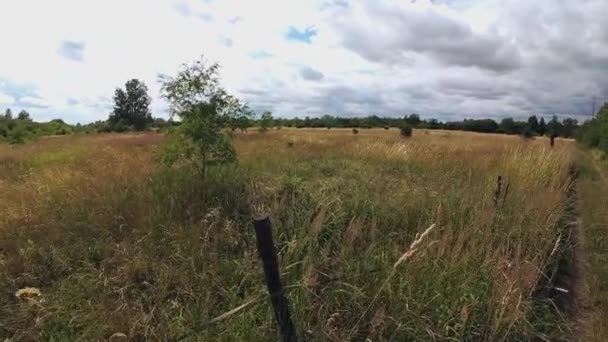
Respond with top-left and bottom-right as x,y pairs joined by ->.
577,103 -> 608,153
405,113 -> 421,126
539,117 -> 547,136
159,55 -> 249,178
17,110 -> 32,121
109,79 -> 152,131
400,123 -> 413,137
499,118 -> 524,134
0,112 -> 74,143
528,115 -> 539,133
259,111 -> 273,132
7,126 -> 25,144
4,108 -> 13,120
548,115 -> 563,137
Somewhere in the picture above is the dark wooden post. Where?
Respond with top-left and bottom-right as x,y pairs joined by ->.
550,134 -> 555,147
253,215 -> 297,342
493,176 -> 502,208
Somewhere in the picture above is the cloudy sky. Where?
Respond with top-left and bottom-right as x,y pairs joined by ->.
0,0 -> 606,123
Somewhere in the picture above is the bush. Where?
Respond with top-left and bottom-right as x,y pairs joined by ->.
8,128 -> 25,144
577,103 -> 608,152
400,124 -> 413,137
520,127 -> 535,140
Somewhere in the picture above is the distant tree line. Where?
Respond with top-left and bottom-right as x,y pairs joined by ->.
248,113 -> 581,138
0,108 -> 74,144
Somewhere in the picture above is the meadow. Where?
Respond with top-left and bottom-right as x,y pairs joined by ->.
0,128 -> 581,340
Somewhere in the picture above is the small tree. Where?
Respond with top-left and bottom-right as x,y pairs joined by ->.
259,111 -> 273,132
4,108 -> 12,120
109,79 -> 152,131
159,56 -> 249,179
17,110 -> 31,121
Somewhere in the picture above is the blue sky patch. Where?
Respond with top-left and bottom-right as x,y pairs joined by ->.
286,26 -> 318,43
0,78 -> 38,100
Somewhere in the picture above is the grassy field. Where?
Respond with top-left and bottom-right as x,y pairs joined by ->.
578,150 -> 608,341
0,129 -> 580,340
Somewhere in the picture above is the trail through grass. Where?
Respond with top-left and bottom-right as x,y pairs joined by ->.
578,150 -> 608,341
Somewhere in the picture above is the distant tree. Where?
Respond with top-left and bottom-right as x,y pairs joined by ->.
4,108 -> 12,120
17,110 -> 31,121
548,115 -> 563,137
259,111 -> 273,132
233,113 -> 253,133
527,115 -> 539,134
426,119 -> 441,129
460,119 -> 499,133
405,113 -> 422,126
538,117 -> 547,136
109,79 -> 152,131
561,118 -> 578,138
159,55 -> 249,179
319,115 -> 337,128
500,118 -> 519,134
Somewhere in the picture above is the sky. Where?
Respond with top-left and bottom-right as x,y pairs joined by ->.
0,0 -> 607,123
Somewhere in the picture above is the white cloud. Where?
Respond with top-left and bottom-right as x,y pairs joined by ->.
0,92 -> 14,105
19,96 -> 50,108
0,0 -> 606,123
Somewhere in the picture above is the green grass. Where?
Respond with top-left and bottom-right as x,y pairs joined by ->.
578,150 -> 608,341
0,130 -> 578,340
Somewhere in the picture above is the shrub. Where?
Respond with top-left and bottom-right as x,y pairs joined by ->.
8,128 -> 25,144
400,124 -> 413,137
576,103 -> 608,152
520,127 -> 535,140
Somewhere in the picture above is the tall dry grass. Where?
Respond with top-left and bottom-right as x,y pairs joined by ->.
0,129 -> 577,340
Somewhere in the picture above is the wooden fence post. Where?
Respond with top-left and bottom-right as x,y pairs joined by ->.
253,215 -> 298,342
493,176 -> 502,208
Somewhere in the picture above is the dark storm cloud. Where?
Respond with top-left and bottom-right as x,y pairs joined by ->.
333,2 -> 522,72
237,1 -> 608,120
